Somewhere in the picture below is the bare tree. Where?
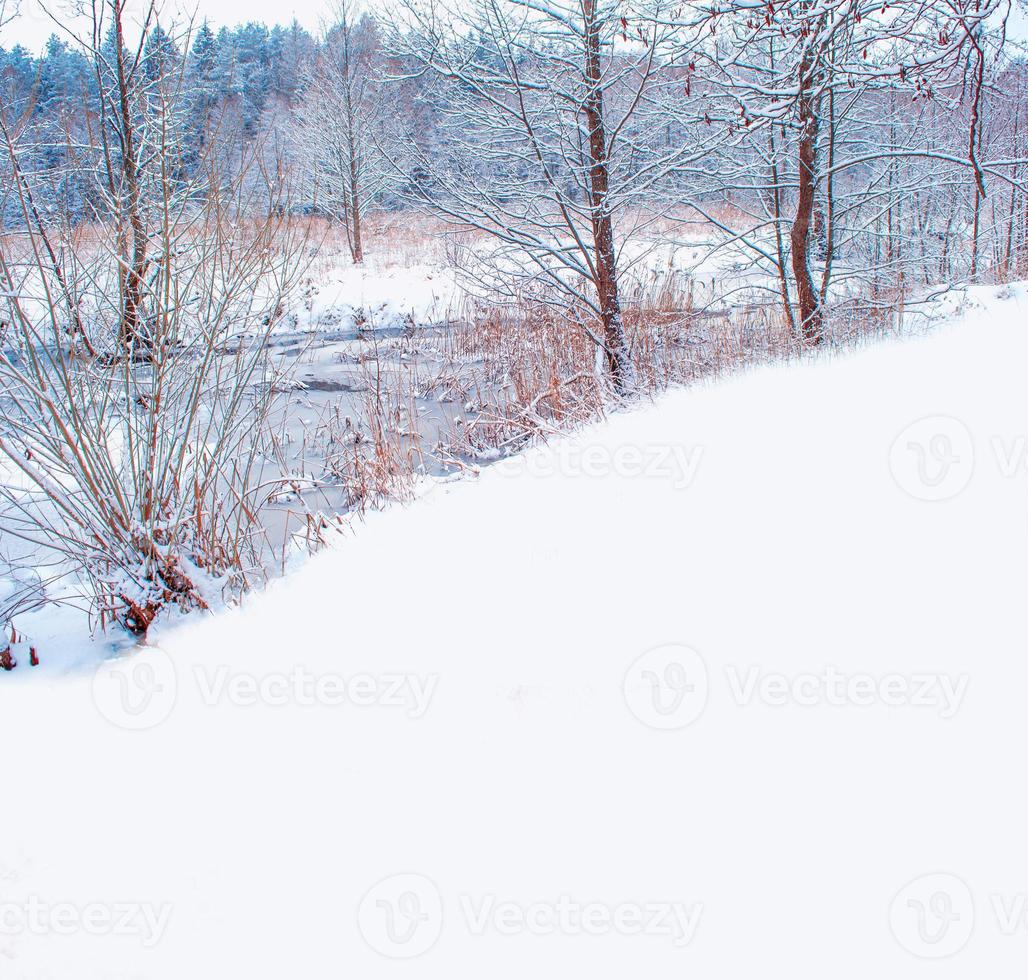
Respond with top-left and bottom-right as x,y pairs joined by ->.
389,0 -> 714,395
293,0 -> 390,263
0,6 -> 310,633
82,0 -> 164,354
672,0 -> 1012,340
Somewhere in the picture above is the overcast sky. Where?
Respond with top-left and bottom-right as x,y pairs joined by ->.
3,0 -> 338,52
3,0 -> 1026,55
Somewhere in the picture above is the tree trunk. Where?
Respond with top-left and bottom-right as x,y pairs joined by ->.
790,51 -> 824,345
818,82 -> 836,307
114,7 -> 149,355
1003,105 -> 1019,278
769,122 -> 797,334
1021,184 -> 1028,277
970,183 -> 981,281
765,40 -> 796,334
349,152 -> 363,264
582,0 -> 633,394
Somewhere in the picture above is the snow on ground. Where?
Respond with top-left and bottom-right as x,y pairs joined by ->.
280,225 -> 776,336
2,282 -> 1027,977
290,255 -> 465,333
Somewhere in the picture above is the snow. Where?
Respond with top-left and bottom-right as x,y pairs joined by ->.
2,282 -> 1027,976
280,229 -> 784,336
290,256 -> 465,333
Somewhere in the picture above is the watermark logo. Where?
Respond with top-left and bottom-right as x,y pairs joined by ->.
890,873 -> 974,958
627,650 -> 970,726
725,666 -> 968,718
93,660 -> 439,730
991,894 -> 1028,934
0,897 -> 172,948
92,649 -> 178,731
356,876 -> 703,954
889,417 -> 975,502
505,442 -> 704,490
623,644 -> 708,730
193,667 -> 437,718
357,873 -> 443,959
460,895 -> 702,946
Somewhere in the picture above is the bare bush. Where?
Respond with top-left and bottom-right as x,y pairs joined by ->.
0,2 -> 310,634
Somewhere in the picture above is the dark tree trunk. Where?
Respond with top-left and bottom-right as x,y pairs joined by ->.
790,52 -> 824,346
582,0 -> 633,394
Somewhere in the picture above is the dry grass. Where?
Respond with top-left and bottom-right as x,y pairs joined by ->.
301,211 -> 484,276
0,208 -> 948,625
425,278 -> 894,469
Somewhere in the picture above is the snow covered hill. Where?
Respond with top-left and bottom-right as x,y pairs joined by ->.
2,283 -> 1027,977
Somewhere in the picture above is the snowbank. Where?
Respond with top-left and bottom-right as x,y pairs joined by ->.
1,282 -> 1026,977
290,258 -> 464,333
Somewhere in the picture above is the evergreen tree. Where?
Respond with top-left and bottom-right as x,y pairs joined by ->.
0,45 -> 37,116
212,26 -> 238,98
185,22 -> 219,172
235,22 -> 271,135
143,23 -> 180,86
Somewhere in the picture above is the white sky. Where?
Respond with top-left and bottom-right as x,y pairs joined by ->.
3,0 -> 342,52
4,0 -> 1027,55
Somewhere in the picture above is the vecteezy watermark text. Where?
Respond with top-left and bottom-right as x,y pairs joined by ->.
624,645 -> 971,730
93,653 -> 440,729
357,873 -> 703,959
460,894 -> 702,946
0,897 -> 172,948
192,666 -> 438,717
725,665 -> 969,718
890,415 -> 1028,502
892,875 -> 1028,959
506,442 -> 704,490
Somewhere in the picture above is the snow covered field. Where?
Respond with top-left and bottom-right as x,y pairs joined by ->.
1,282 -> 1026,976
278,221 -> 791,337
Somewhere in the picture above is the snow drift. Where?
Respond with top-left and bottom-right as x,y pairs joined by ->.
1,283 -> 1026,977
